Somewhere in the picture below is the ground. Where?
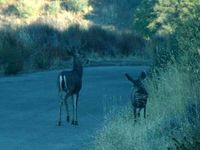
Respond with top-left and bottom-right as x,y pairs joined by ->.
0,66 -> 148,150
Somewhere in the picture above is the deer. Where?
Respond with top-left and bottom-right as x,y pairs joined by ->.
57,46 -> 88,126
125,71 -> 148,122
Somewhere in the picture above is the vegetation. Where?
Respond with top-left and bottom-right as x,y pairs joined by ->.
94,63 -> 200,150
0,0 -> 199,148
63,0 -> 89,12
94,0 -> 200,149
0,29 -> 24,74
0,24 -> 145,74
15,0 -> 43,18
133,0 -> 200,37
0,0 -> 146,74
47,1 -> 61,15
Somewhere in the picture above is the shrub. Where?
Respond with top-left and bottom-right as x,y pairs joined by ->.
15,0 -> 43,18
151,35 -> 178,69
47,0 -> 61,15
82,26 -> 118,56
0,29 -> 24,75
118,32 -> 145,56
33,49 -> 52,69
17,23 -> 68,69
63,0 -> 89,12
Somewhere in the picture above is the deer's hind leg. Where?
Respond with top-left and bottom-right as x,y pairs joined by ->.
133,107 -> 137,122
57,100 -> 64,126
57,92 -> 70,126
144,105 -> 146,118
64,93 -> 71,123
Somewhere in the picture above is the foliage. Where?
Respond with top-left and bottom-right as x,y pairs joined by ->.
133,0 -> 158,37
133,0 -> 200,37
0,29 -> 24,75
175,4 -> 200,75
47,0 -> 61,15
15,0 -> 42,18
63,0 -> 89,12
151,35 -> 179,69
82,26 -> 118,56
0,23 -> 146,74
133,0 -> 200,69
18,23 -> 65,69
118,32 -> 145,56
149,0 -> 200,36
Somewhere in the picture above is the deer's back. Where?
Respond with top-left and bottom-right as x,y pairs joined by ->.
131,88 -> 148,108
59,70 -> 82,94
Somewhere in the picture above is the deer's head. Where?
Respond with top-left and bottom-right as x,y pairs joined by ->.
67,45 -> 89,66
125,71 -> 146,89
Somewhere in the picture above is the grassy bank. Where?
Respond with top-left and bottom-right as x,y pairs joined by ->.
94,63 -> 200,149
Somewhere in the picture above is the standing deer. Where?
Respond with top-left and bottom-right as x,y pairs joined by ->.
125,71 -> 148,122
57,46 -> 88,126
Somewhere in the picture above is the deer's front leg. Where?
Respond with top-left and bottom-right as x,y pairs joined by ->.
71,94 -> 79,125
57,100 -> 64,126
71,95 -> 75,125
75,94 -> 79,125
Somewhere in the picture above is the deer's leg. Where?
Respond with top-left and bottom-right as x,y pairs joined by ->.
133,107 -> 137,122
71,94 -> 79,125
71,95 -> 76,125
74,94 -> 79,125
64,93 -> 71,123
144,105 -> 146,118
57,100 -> 64,126
138,108 -> 142,118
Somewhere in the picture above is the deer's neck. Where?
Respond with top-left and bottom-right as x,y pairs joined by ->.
72,57 -> 83,78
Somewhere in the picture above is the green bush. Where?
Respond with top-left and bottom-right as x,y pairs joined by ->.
17,23 -> 66,69
118,32 -> 145,56
175,5 -> 200,77
33,50 -> 52,69
15,0 -> 43,18
82,26 -> 118,56
63,0 -> 89,12
47,0 -> 61,15
151,35 -> 179,69
0,29 -> 24,75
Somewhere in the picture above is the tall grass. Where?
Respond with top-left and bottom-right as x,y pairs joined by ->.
94,63 -> 200,149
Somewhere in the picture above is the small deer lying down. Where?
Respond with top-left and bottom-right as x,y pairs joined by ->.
125,71 -> 148,122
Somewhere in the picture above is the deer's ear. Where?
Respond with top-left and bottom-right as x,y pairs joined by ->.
125,73 -> 135,84
140,71 -> 146,80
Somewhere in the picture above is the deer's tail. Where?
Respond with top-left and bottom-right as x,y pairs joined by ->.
58,75 -> 63,93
